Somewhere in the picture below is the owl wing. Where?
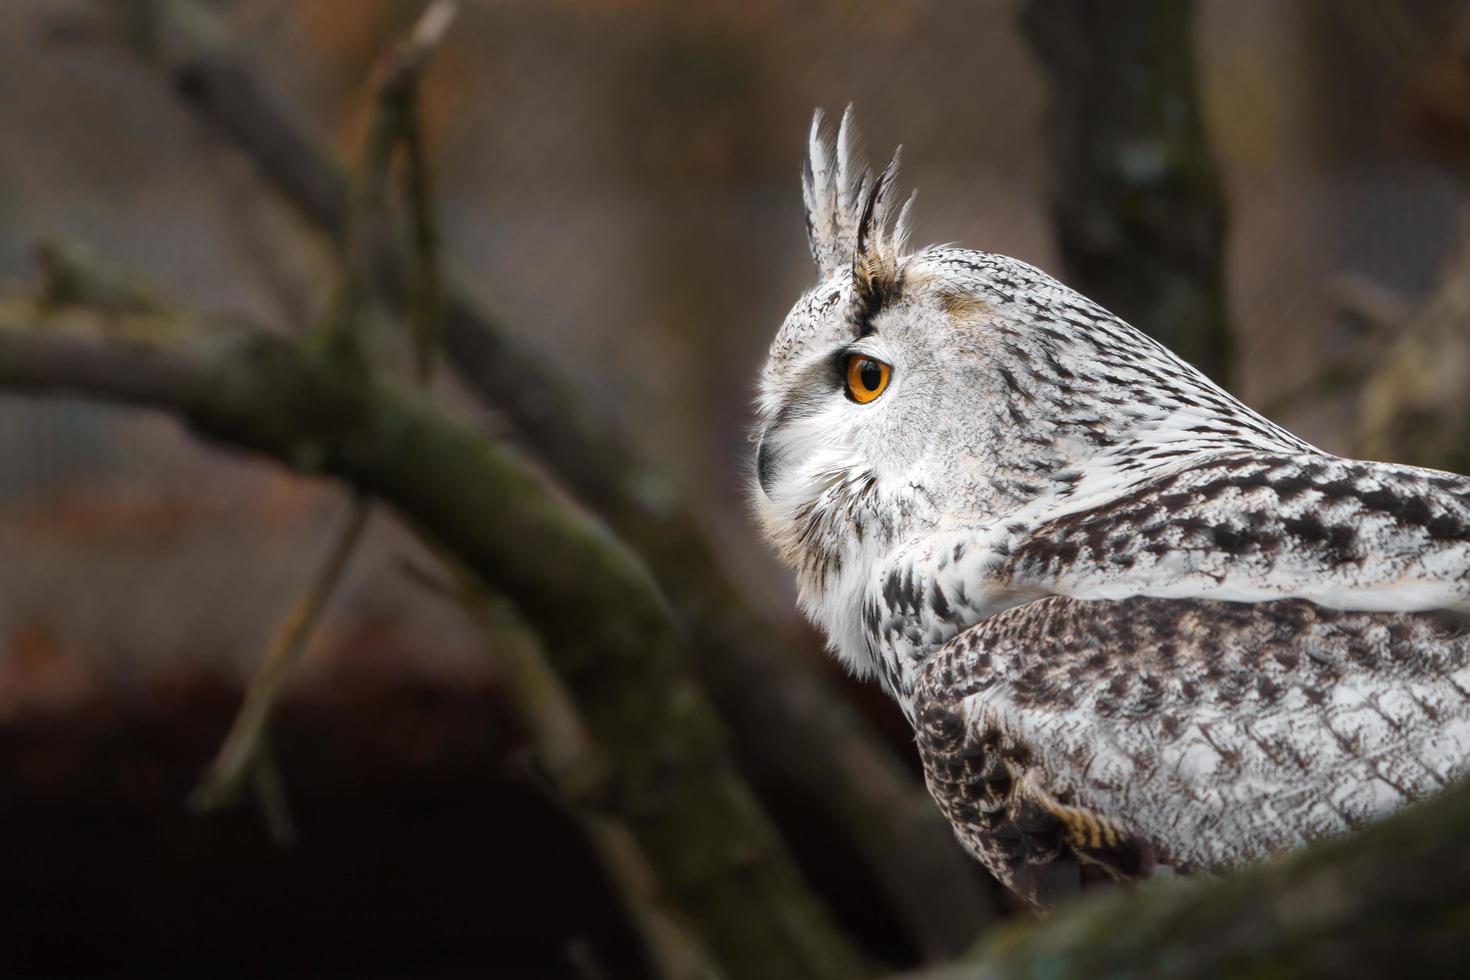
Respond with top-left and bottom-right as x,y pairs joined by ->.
914,594 -> 1470,909
997,452 -> 1470,614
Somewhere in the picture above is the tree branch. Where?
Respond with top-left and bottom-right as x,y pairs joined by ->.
892,775 -> 1470,979
190,2 -> 456,818
393,0 -> 452,384
0,300 -> 859,980
451,586 -> 719,980
188,499 -> 369,815
98,0 -> 997,954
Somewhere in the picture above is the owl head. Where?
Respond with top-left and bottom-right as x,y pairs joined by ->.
751,107 -> 1019,670
754,112 -> 1022,567
752,107 -> 1269,685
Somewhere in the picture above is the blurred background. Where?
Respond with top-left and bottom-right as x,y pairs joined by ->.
4,1 -> 1470,977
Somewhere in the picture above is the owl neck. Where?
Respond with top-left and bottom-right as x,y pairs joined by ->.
847,525 -> 1049,722
798,482 -> 1047,723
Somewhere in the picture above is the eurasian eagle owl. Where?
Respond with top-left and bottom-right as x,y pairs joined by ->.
754,107 -> 1470,909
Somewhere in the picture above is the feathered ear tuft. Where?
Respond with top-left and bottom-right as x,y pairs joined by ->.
803,105 -> 871,280
802,106 -> 914,303
852,147 -> 914,317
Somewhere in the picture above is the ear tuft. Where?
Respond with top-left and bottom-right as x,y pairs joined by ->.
853,146 -> 912,303
802,107 -> 914,299
803,105 -> 871,280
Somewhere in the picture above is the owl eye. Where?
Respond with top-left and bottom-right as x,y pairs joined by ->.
844,354 -> 892,404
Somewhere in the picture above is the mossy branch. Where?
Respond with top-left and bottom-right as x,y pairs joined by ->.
0,298 -> 860,980
450,584 -> 720,980
100,0 -> 998,954
892,773 -> 1470,979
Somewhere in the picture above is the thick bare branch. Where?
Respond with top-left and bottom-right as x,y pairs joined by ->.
0,302 -> 860,980
100,0 -> 997,953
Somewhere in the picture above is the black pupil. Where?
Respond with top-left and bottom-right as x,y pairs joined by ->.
858,359 -> 882,391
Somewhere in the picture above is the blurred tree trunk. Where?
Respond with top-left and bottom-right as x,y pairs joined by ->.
1357,10 -> 1470,472
1356,208 -> 1470,471
1021,0 -> 1233,385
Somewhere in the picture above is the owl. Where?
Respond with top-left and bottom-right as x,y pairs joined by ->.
754,107 -> 1470,909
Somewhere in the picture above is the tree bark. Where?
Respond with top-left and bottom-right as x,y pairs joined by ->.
1021,0 -> 1233,385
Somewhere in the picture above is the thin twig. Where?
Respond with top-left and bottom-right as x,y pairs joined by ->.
382,1 -> 455,385
251,743 -> 300,848
307,88 -> 391,369
310,0 -> 456,374
189,501 -> 370,813
400,55 -> 444,384
192,1 -> 457,825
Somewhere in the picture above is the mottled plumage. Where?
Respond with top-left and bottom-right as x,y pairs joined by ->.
754,108 -> 1470,908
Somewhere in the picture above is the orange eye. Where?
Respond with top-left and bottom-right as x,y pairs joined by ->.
845,354 -> 892,404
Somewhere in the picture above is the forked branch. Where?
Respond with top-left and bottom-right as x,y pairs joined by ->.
0,295 -> 858,980
97,0 -> 998,951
